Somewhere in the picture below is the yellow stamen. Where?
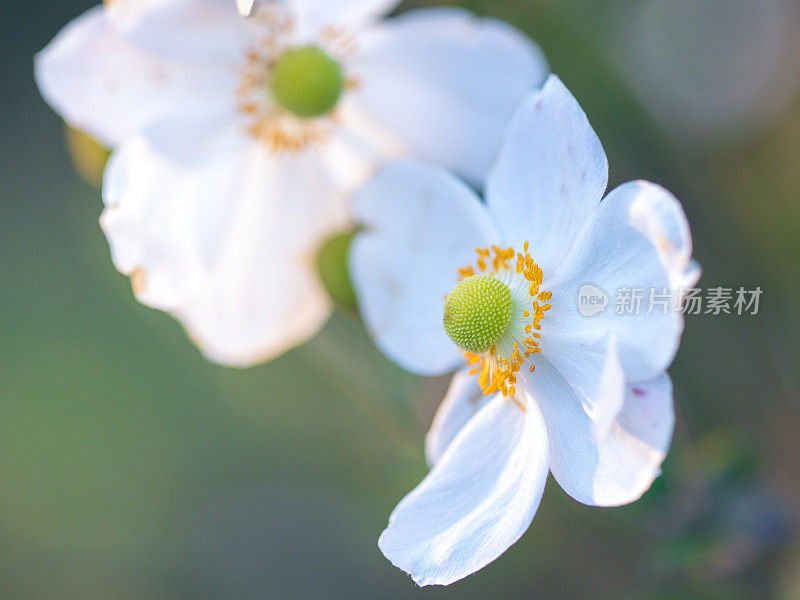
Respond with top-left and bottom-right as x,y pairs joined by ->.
452,244 -> 552,397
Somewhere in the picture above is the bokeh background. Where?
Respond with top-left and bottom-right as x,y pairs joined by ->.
2,0 -> 800,598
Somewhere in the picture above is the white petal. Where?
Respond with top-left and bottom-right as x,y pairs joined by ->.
424,367 -> 490,468
544,180 -> 694,381
139,111 -> 245,167
290,0 -> 400,29
592,374 -> 674,505
34,6 -> 234,147
485,75 -> 608,274
118,0 -> 252,63
102,133 -> 348,366
349,160 -> 499,376
104,0 -> 176,27
623,376 -> 675,455
535,335 -> 626,438
626,181 -> 701,290
352,8 -> 548,185
522,338 -> 627,506
332,100 -> 408,174
379,394 -> 549,586
101,134 -> 242,310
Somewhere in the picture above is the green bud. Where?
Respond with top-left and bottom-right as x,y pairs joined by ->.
444,275 -> 513,353
64,125 -> 110,189
270,46 -> 344,118
317,230 -> 357,310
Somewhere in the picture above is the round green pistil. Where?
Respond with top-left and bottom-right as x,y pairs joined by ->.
270,46 -> 344,118
443,275 -> 513,354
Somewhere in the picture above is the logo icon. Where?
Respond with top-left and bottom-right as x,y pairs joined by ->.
578,284 -> 608,317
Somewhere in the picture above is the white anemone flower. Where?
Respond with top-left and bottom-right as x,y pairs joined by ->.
350,75 -> 701,586
35,0 -> 547,366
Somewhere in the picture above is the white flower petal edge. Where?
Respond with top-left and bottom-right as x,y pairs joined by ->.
350,160 -> 500,376
34,6 -> 233,147
627,181 -> 701,290
425,366 -> 490,468
379,393 -> 549,587
486,75 -> 608,274
528,363 -> 673,507
353,8 -> 548,185
598,374 -> 674,504
545,180 -> 694,381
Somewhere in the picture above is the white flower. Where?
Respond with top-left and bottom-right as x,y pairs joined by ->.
349,75 -> 701,586
35,0 -> 547,366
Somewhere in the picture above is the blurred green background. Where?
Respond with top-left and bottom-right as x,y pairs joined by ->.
2,0 -> 800,598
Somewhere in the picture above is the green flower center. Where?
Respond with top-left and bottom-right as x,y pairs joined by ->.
270,45 -> 344,118
443,274 -> 513,354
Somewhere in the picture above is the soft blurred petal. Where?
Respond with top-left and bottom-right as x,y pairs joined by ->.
102,133 -> 348,366
118,0 -> 252,63
352,8 -> 548,185
34,6 -> 234,147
